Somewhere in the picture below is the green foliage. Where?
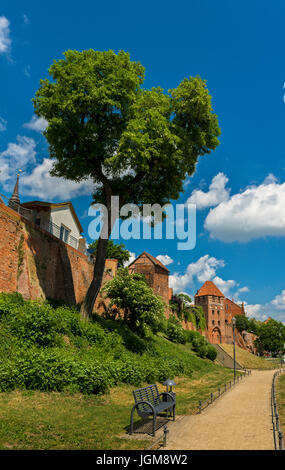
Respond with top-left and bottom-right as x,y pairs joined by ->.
192,305 -> 206,331
254,319 -> 285,355
0,292 -> 223,394
32,49 -> 220,316
235,315 -> 250,333
165,314 -> 217,362
166,315 -> 186,344
88,240 -> 130,267
183,330 -> 217,361
33,50 -> 220,209
170,293 -> 206,330
102,268 -> 165,337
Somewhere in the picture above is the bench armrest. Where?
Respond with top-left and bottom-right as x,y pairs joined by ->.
159,392 -> 175,402
132,400 -> 155,413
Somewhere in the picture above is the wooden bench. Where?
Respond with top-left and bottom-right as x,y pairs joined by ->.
130,384 -> 175,436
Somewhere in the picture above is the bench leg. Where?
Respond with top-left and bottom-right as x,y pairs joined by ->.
173,404 -> 176,421
130,405 -> 136,435
152,412 -> 157,437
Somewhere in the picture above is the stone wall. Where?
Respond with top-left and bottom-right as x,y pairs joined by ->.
0,202 -> 116,309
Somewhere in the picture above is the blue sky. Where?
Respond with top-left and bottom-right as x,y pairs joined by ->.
1,1 -> 285,322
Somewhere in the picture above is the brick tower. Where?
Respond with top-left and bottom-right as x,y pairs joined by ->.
194,280 -> 244,344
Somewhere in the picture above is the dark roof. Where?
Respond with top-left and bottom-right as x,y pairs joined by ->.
21,200 -> 83,233
128,251 -> 170,272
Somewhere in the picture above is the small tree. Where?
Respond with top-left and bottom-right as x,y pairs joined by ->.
88,240 -> 130,267
33,49 -> 221,318
102,268 -> 165,337
234,315 -> 250,333
254,319 -> 285,355
170,293 -> 206,329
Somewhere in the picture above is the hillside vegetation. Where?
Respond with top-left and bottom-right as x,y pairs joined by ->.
0,292 -> 220,395
220,344 -> 279,370
277,374 -> 285,438
0,292 -> 244,449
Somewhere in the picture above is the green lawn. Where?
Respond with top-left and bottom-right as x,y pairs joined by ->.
0,365 -> 239,450
277,374 -> 285,437
219,344 -> 279,370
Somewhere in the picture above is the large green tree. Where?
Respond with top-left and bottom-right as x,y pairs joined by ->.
88,240 -> 130,267
33,49 -> 221,318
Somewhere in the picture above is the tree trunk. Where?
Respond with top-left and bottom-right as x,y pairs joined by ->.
80,183 -> 114,319
80,236 -> 109,319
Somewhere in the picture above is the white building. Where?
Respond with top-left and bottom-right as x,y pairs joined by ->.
21,201 -> 85,251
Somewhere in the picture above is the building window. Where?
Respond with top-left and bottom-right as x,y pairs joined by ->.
218,320 -> 220,325
212,320 -> 215,325
212,310 -> 215,314
217,310 -> 220,315
60,225 -> 70,243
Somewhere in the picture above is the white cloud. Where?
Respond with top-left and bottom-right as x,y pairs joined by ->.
0,16 -> 11,55
212,276 -> 237,296
240,290 -> 285,322
21,158 -> 94,200
243,302 -> 265,319
124,252 -> 136,267
0,117 -> 7,132
237,286 -> 250,293
0,135 -> 36,187
263,173 -> 278,185
271,290 -> 285,311
169,254 -> 224,293
186,172 -> 230,209
23,116 -> 47,132
156,254 -> 174,266
205,175 -> 285,242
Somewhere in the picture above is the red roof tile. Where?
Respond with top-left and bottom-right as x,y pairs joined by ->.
195,280 -> 224,297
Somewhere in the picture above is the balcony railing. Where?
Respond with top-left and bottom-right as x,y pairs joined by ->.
39,219 -> 79,250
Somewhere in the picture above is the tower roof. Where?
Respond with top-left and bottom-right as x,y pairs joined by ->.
128,251 -> 170,272
195,280 -> 224,297
9,174 -> 20,205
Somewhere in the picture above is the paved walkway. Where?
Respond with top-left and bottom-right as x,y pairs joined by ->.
166,370 -> 275,450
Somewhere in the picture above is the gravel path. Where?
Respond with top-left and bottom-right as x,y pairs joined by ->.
166,370 -> 275,450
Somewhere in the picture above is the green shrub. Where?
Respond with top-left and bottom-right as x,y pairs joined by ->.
166,315 -> 186,344
206,345 -> 217,361
0,292 -> 24,318
8,302 -> 60,347
0,294 -> 221,394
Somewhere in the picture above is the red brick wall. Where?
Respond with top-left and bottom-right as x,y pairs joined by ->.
0,203 -> 23,294
128,254 -> 170,304
0,203 -> 116,309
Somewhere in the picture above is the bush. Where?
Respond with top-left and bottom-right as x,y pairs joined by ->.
103,268 -> 165,337
0,294 -> 221,394
166,315 -> 186,344
206,345 -> 217,361
184,330 -> 217,361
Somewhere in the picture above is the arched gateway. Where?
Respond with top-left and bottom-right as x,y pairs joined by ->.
211,327 -> 222,344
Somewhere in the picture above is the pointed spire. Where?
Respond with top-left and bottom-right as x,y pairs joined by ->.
9,172 -> 21,206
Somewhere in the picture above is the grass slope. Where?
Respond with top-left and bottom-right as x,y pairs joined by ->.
0,366 -> 238,450
277,374 -> 285,438
219,344 -> 279,370
0,293 -> 241,449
